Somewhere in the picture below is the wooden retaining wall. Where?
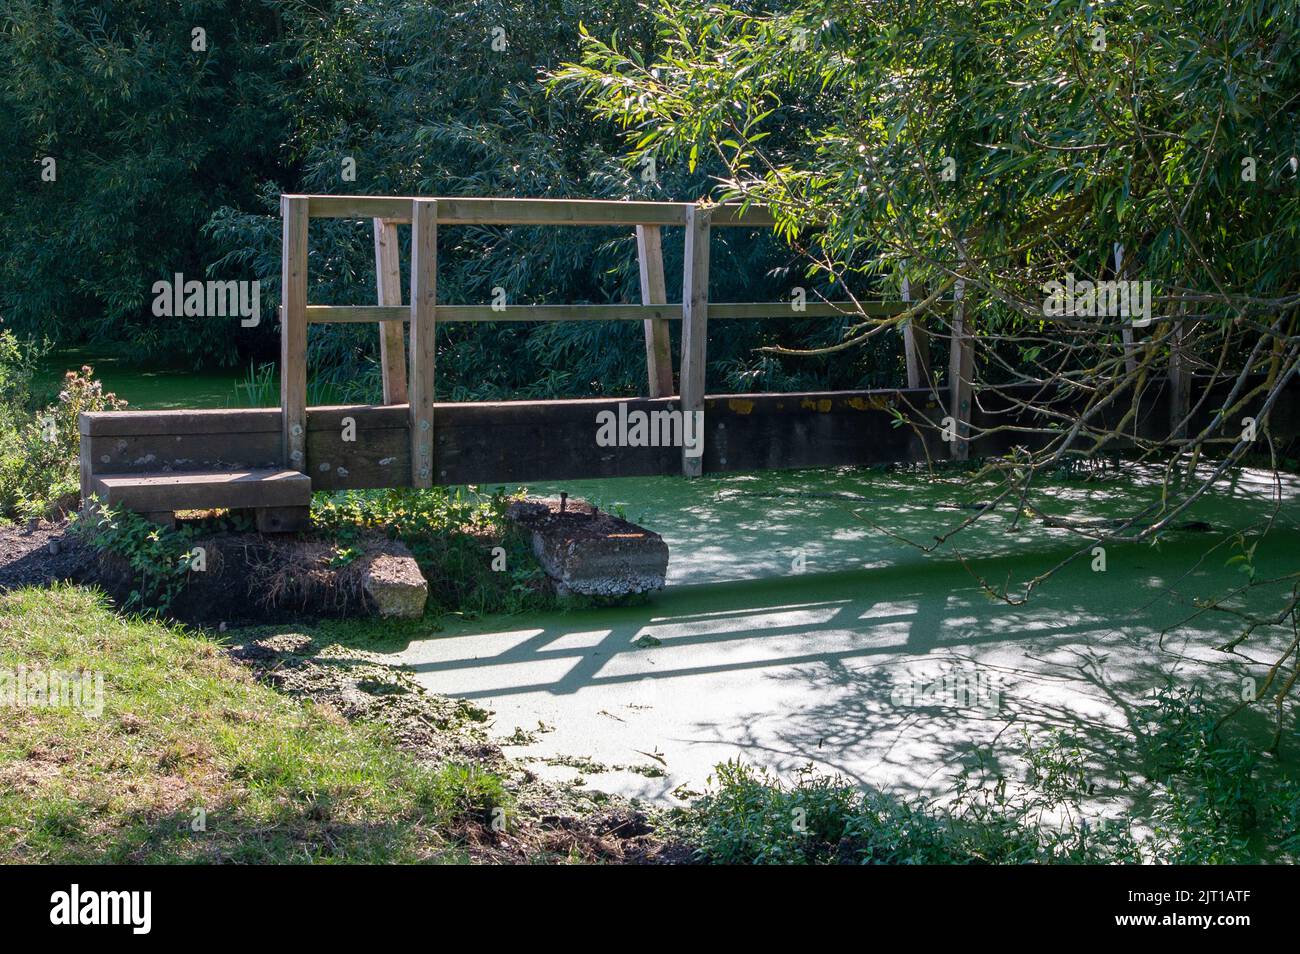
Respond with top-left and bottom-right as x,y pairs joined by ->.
80,376 -> 1298,494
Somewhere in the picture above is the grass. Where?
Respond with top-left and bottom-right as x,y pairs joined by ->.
0,585 -> 510,863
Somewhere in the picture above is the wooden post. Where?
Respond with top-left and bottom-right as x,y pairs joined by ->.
901,276 -> 933,393
409,199 -> 437,488
636,225 -> 674,397
1115,243 -> 1137,377
680,205 -> 711,477
1169,310 -> 1189,443
948,274 -> 973,460
902,275 -> 938,462
78,417 -> 95,516
373,218 -> 408,404
280,195 -> 309,473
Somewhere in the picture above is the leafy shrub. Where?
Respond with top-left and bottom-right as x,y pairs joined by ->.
0,337 -> 126,520
684,761 -> 865,864
3,1 -> 841,396
312,487 -> 553,615
685,759 -> 1069,865
685,690 -> 1300,865
1141,687 -> 1300,863
0,330 -> 40,409
0,2 -> 286,367
75,505 -> 195,614
420,763 -> 513,827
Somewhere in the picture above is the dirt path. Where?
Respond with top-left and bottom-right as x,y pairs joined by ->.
0,520 -> 93,591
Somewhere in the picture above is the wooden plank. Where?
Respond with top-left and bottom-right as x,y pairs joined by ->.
1115,243 -> 1138,377
304,195 -> 414,220
78,419 -> 94,512
82,405 -> 401,439
433,390 -> 931,484
438,197 -> 684,227
901,278 -> 933,392
77,375 -> 1300,503
901,276 -> 940,462
679,205 -> 711,477
255,506 -> 311,534
1121,326 -> 1136,374
92,469 -> 312,512
308,305 -> 408,323
708,203 -> 776,228
373,218 -> 408,404
408,198 -> 437,488
305,300 -> 915,324
636,225 -> 674,397
702,391 -> 918,474
947,275 -> 973,460
307,424 -> 409,490
1169,314 -> 1190,442
709,301 -> 912,319
306,303 -> 679,323
82,431 -> 282,475
306,403 -> 408,489
81,408 -> 280,437
281,195 -> 310,472
306,403 -> 409,431
305,195 -> 686,226
301,194 -> 777,228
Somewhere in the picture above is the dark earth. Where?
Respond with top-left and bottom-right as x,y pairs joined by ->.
0,520 -> 94,591
0,517 -> 375,624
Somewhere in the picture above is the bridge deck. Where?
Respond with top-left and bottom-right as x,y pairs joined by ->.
80,377 -> 1293,517
75,195 -> 1300,525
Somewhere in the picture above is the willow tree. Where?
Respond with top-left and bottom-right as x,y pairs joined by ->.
554,0 -> 1300,718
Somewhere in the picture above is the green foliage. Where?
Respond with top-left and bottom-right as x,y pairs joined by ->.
76,504 -> 195,613
5,0 -> 1297,396
421,763 -> 513,826
686,755 -> 1133,865
0,1 -> 286,366
1141,687 -> 1300,863
1,0 -> 874,395
235,361 -> 279,408
0,336 -> 126,521
685,689 -> 1300,864
685,761 -> 864,864
202,0 -> 834,397
0,330 -> 42,409
312,487 -> 553,616
555,0 -> 1300,360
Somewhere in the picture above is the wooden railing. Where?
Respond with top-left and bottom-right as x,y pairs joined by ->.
279,195 -> 944,485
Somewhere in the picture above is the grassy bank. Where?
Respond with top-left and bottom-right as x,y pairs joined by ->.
0,585 -> 516,863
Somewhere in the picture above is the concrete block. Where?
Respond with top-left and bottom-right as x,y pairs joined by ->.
361,541 -> 428,618
508,497 -> 668,597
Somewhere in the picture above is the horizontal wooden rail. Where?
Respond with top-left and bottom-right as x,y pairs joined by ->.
297,195 -> 775,228
708,302 -> 916,319
303,301 -> 919,324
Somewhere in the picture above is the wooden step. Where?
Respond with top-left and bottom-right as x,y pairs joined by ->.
90,469 -> 312,513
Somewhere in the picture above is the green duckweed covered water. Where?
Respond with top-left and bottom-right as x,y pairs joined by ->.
387,463 -> 1299,803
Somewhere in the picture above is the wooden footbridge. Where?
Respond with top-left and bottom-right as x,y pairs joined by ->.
79,195 -> 1298,530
